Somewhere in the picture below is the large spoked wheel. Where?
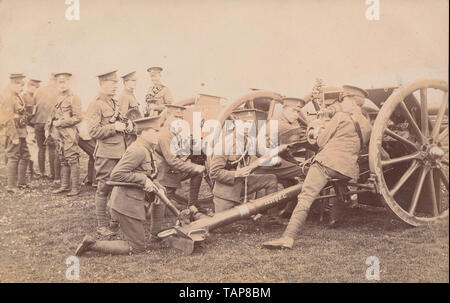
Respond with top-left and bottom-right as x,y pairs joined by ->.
369,79 -> 449,226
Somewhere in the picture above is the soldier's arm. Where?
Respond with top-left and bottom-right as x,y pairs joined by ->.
117,94 -> 129,117
7,98 -> 20,140
163,87 -> 173,105
209,155 -> 236,185
158,130 -> 203,173
316,113 -> 341,148
87,103 -> 117,139
110,148 -> 148,186
59,95 -> 82,127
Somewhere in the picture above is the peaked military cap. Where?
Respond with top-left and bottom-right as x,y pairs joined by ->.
342,85 -> 369,99
165,104 -> 187,117
147,66 -> 163,73
282,97 -> 306,111
10,73 -> 26,79
54,72 -> 73,77
29,78 -> 42,84
97,70 -> 118,81
121,71 -> 136,80
133,116 -> 161,132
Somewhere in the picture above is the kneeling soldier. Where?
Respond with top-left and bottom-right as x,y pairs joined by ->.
262,85 -> 372,249
156,104 -> 205,209
75,117 -> 163,256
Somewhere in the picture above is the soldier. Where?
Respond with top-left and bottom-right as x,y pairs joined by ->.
21,79 -> 41,177
47,72 -> 82,196
144,67 -> 173,117
274,97 -> 307,132
75,117 -> 163,256
87,70 -> 132,236
21,78 -> 41,116
31,73 -> 60,181
262,85 -> 372,249
209,109 -> 279,213
118,71 -> 141,146
255,98 -> 308,217
155,104 -> 205,209
0,74 -> 31,193
118,71 -> 141,117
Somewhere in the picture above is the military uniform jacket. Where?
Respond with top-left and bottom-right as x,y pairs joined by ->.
48,90 -> 82,150
87,93 -> 126,159
0,88 -> 28,140
209,134 -> 258,202
21,91 -> 35,117
109,138 -> 157,220
155,125 -> 201,187
30,85 -> 59,124
209,153 -> 251,202
117,89 -> 140,117
145,84 -> 173,111
314,110 -> 372,180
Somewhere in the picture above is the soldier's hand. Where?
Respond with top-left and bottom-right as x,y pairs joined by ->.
12,138 -> 20,145
194,165 -> 206,175
53,120 -> 61,127
153,180 -> 166,194
235,166 -> 253,178
125,120 -> 134,133
114,121 -> 126,132
144,178 -> 156,192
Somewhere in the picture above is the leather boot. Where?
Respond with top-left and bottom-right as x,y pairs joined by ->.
89,240 -> 131,255
6,159 -> 19,192
52,165 -> 70,193
17,159 -> 29,187
54,155 -> 61,182
262,236 -> 294,249
75,235 -> 131,256
149,202 -> 165,237
67,164 -> 80,196
189,174 -> 202,206
38,147 -> 46,176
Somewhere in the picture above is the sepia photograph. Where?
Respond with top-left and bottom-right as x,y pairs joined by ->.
0,0 -> 448,288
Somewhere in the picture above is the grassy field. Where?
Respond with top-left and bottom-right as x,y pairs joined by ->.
0,152 -> 448,283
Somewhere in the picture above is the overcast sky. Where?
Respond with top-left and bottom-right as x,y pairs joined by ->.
0,0 -> 448,110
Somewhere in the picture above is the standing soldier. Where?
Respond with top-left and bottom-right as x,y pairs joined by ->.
118,71 -> 141,146
144,67 -> 173,117
21,79 -> 41,177
87,70 -> 132,237
47,73 -> 82,196
262,85 -> 372,249
156,104 -> 205,209
31,73 -> 60,181
0,74 -> 31,193
118,71 -> 141,118
75,117 -> 164,256
21,78 -> 41,116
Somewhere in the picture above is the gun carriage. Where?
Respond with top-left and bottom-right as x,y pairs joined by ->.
115,78 -> 449,254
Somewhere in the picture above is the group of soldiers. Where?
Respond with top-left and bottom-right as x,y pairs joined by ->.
0,68 -> 372,255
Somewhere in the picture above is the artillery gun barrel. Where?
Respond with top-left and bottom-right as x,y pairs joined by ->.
161,182 -> 303,239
